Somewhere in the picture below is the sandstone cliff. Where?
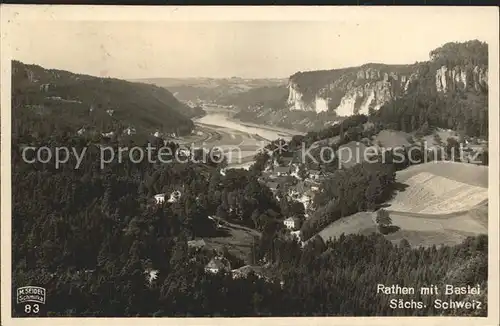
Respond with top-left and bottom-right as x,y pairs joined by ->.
233,40 -> 488,133
287,64 -> 415,115
287,44 -> 487,116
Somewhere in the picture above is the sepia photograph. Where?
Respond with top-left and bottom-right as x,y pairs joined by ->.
1,5 -> 499,325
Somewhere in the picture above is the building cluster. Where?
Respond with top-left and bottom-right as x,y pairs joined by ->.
257,155 -> 333,233
461,138 -> 488,164
153,190 -> 182,205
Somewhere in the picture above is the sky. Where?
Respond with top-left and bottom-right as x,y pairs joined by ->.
4,7 -> 498,79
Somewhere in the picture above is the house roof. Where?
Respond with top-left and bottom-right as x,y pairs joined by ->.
188,239 -> 206,248
275,175 -> 290,183
291,182 -> 306,194
267,182 -> 279,190
232,265 -> 265,277
284,216 -> 300,223
305,179 -> 320,186
280,157 -> 294,165
206,257 -> 231,271
274,166 -> 291,173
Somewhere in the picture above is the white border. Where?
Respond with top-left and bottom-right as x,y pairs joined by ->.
1,5 -> 499,326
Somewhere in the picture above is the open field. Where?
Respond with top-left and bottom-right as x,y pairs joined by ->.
388,171 -> 488,214
313,161 -> 488,248
373,130 -> 412,148
315,206 -> 487,248
202,219 -> 261,263
316,212 -> 378,241
395,161 -> 488,187
421,128 -> 459,147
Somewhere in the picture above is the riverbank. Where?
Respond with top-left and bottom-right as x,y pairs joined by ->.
194,114 -> 302,142
227,118 -> 305,138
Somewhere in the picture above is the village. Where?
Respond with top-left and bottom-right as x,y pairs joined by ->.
144,122 -> 488,283
146,144 -> 335,282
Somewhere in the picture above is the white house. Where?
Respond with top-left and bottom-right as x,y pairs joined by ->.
123,127 -> 136,135
177,148 -> 191,158
168,190 -> 182,203
290,230 -> 301,239
106,109 -> 114,116
266,182 -> 279,193
283,217 -> 300,230
77,127 -> 86,135
205,257 -> 231,274
153,131 -> 163,138
310,185 -> 320,192
290,164 -> 301,179
308,170 -> 322,180
273,166 -> 291,177
154,193 -> 166,205
101,131 -> 115,138
144,269 -> 159,285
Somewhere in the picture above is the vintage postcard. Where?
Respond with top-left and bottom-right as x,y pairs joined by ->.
1,5 -> 499,326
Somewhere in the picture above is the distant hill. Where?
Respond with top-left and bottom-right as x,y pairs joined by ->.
134,77 -> 287,103
12,61 -> 199,139
217,85 -> 289,109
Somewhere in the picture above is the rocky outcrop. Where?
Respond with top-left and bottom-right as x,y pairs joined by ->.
287,60 -> 488,116
233,40 -> 488,132
435,65 -> 487,93
287,65 -> 415,116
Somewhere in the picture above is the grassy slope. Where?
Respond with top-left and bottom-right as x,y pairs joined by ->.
373,130 -> 412,148
395,161 -> 488,187
201,220 -> 261,264
314,161 -> 488,248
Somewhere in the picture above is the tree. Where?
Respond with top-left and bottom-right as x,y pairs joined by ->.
446,137 -> 461,162
479,149 -> 488,166
375,209 -> 392,227
433,133 -> 442,146
399,238 -> 411,249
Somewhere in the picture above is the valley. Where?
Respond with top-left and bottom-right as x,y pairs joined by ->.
10,36 -> 491,318
162,41 -> 488,137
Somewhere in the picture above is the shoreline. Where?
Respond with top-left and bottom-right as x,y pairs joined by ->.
194,115 -> 305,139
226,117 -> 305,137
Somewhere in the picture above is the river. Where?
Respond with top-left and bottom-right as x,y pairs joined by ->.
192,113 -> 303,169
194,114 -> 301,141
